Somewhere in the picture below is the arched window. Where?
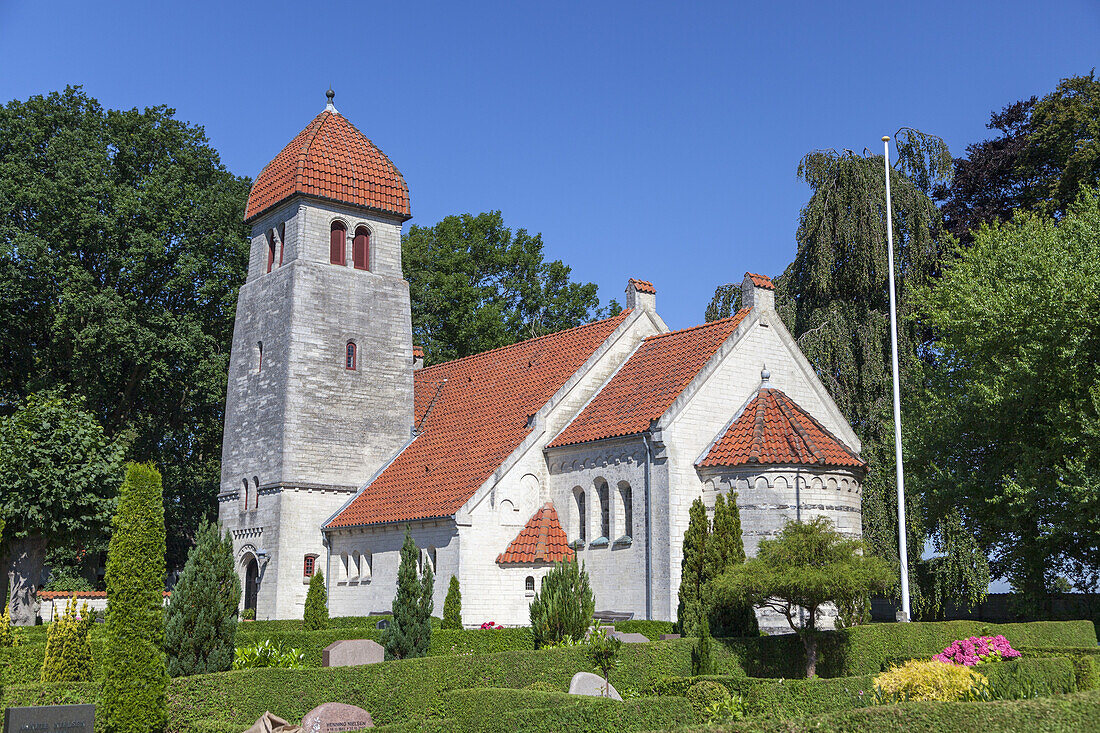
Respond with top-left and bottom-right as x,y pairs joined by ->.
350,551 -> 360,581
240,478 -> 249,511
352,226 -> 370,270
618,481 -> 633,540
339,552 -> 349,582
428,547 -> 437,572
330,221 -> 346,265
303,554 -> 318,577
277,222 -> 286,267
596,478 -> 610,541
253,476 -> 260,509
525,576 -> 535,593
257,341 -> 263,373
345,341 -> 357,370
574,487 -> 586,544
266,229 -> 276,273
361,551 -> 372,580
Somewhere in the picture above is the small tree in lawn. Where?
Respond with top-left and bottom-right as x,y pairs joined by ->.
529,556 -> 594,648
586,624 -> 622,697
710,516 -> 895,677
303,571 -> 329,631
676,498 -> 713,636
442,575 -> 462,629
706,493 -> 758,637
101,462 -> 169,733
383,527 -> 432,659
164,519 -> 241,676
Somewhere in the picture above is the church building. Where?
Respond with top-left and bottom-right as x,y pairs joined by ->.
218,92 -> 866,630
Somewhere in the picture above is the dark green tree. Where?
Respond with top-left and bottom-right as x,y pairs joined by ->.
101,462 -> 169,733
0,87 -> 252,570
705,493 -> 758,637
0,389 -> 126,625
303,571 -> 329,631
529,556 -> 595,648
402,211 -> 618,364
691,618 -> 714,676
711,517 -> 895,677
442,575 -> 462,630
163,519 -> 241,676
914,192 -> 1100,602
676,498 -> 713,636
383,528 -> 432,659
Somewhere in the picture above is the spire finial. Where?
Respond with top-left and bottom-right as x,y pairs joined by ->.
325,87 -> 338,114
761,365 -> 771,387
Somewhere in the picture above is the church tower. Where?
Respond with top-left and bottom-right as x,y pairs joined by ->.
218,91 -> 415,619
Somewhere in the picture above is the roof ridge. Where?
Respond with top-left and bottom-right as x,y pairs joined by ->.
417,309 -> 633,374
771,389 -> 823,462
769,387 -> 858,463
641,309 -> 750,342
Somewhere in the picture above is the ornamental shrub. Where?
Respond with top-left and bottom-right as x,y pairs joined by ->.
686,679 -> 731,721
383,527 -> 433,659
164,519 -> 241,676
873,658 -> 989,702
100,461 -> 169,733
586,625 -> 623,696
692,618 -> 714,676
303,571 -> 329,631
40,596 -> 95,683
707,493 -> 758,638
0,602 -> 17,648
231,639 -> 306,669
442,576 -> 462,629
934,634 -> 1021,666
529,556 -> 594,648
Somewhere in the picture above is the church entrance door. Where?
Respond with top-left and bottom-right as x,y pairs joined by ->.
244,558 -> 259,614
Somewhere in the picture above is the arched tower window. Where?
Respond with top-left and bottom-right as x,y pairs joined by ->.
277,222 -> 286,266
266,229 -> 276,273
253,476 -> 260,509
303,554 -> 318,577
595,478 -> 610,541
240,478 -> 249,511
573,487 -> 586,544
352,226 -> 370,270
345,341 -> 357,370
330,221 -> 346,265
618,481 -> 633,540
257,341 -> 263,373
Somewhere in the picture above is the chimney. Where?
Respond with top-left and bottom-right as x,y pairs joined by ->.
625,278 -> 656,311
412,346 -> 424,370
741,272 -> 775,311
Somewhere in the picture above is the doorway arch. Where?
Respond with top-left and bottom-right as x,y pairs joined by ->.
244,557 -> 259,615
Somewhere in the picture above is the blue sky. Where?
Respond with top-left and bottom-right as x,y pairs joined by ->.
1,1 -> 1097,330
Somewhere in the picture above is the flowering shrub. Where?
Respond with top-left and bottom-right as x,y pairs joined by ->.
873,659 -> 989,702
479,621 -> 503,630
934,635 -> 1021,666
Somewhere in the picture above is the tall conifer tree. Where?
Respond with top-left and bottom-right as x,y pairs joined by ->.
706,493 -> 758,637
442,576 -> 462,630
676,498 -> 712,636
384,527 -> 432,659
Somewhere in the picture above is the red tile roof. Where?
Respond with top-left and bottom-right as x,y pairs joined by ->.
698,388 -> 864,469
629,278 -> 656,294
37,590 -> 171,599
245,110 -> 411,223
412,346 -> 424,359
497,503 -> 575,564
548,311 -> 751,448
325,310 -> 633,528
746,272 -> 775,290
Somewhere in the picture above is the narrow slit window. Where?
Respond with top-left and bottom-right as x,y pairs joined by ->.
330,221 -> 346,265
575,488 -> 586,544
257,341 -> 263,373
266,229 -> 276,273
352,226 -> 370,270
345,341 -> 357,370
277,222 -> 286,266
253,477 -> 260,509
597,479 -> 609,540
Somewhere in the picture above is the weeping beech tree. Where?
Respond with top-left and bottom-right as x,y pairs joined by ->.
705,130 -> 987,611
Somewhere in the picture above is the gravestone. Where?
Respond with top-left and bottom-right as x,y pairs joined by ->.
659,633 -> 681,640
609,631 -> 649,643
321,639 -> 384,667
568,671 -> 622,700
4,704 -> 95,732
300,702 -> 374,731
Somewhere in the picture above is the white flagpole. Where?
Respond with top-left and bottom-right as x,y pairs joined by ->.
882,135 -> 911,622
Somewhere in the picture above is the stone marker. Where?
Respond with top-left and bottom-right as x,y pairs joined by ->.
322,639 -> 384,667
659,633 -> 681,640
301,702 -> 374,731
609,631 -> 649,643
4,704 -> 95,732
568,671 -> 622,701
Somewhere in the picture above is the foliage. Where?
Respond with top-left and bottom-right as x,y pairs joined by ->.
529,556 -> 595,648
692,619 -> 714,676
0,88 -> 252,571
442,575 -> 462,630
0,603 -> 18,647
402,211 -> 617,364
231,640 -> 305,670
914,510 -> 991,618
164,519 -> 241,676
933,635 -> 1021,666
913,192 -> 1100,600
42,567 -> 95,593
303,571 -> 329,631
585,623 -> 623,695
706,493 -> 759,637
40,596 -> 95,683
710,517 -> 895,677
676,498 -> 713,636
100,461 -> 169,733
384,528 -> 433,659
614,620 -> 676,639
873,659 -> 988,702
0,389 -> 126,623
686,679 -> 731,720
240,608 -> 254,621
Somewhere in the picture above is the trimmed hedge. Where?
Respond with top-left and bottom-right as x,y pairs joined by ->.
1019,646 -> 1100,691
437,688 -> 694,731
714,688 -> 1100,733
614,620 -> 677,639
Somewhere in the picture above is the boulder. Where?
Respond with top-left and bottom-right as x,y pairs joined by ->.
568,671 -> 622,700
300,702 -> 374,731
321,639 -> 384,667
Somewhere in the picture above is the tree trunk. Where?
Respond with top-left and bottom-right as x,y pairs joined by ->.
801,631 -> 818,678
6,535 -> 46,626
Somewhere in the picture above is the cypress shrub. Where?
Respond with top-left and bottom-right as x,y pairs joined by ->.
692,618 -> 714,676
529,557 -> 594,648
40,596 -> 95,683
100,462 -> 169,733
677,498 -> 712,636
303,571 -> 329,631
707,493 -> 759,638
0,602 -> 16,648
384,527 -> 432,659
164,519 -> 241,676
442,576 -> 462,630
